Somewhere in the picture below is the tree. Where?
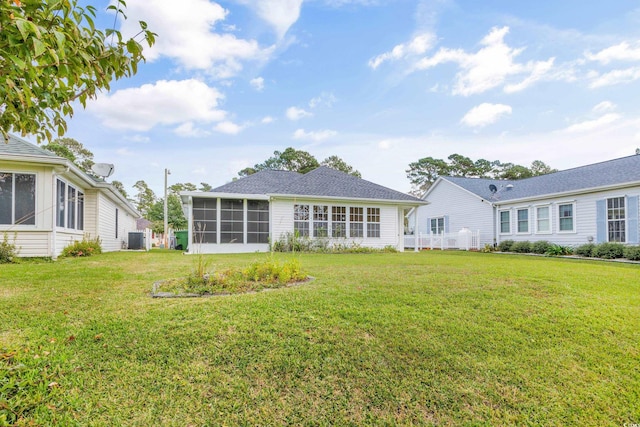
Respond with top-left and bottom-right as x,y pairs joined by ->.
321,155 -> 361,177
133,180 -> 156,217
111,180 -> 128,199
147,194 -> 187,232
406,157 -> 451,195
1,0 -> 155,143
529,160 -> 558,176
199,182 -> 213,192
42,137 -> 94,173
169,182 -> 197,194
238,148 -> 361,177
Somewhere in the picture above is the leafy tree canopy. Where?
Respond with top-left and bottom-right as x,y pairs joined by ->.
239,148 -> 361,177
133,180 -> 157,217
42,137 -> 94,173
1,0 -> 155,143
147,194 -> 187,232
407,154 -> 557,196
111,180 -> 129,199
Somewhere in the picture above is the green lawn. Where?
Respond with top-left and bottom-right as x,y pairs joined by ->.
1,250 -> 639,426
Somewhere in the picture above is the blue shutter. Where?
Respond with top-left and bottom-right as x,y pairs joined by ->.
627,196 -> 639,244
425,217 -> 430,235
444,215 -> 450,234
596,199 -> 606,243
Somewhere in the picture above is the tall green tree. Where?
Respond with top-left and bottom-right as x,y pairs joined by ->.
321,155 -> 361,177
0,0 -> 155,142
133,180 -> 156,217
42,137 -> 94,173
147,194 -> 187,233
111,180 -> 129,199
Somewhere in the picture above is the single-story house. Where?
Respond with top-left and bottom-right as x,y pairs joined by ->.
179,166 -> 426,254
407,154 -> 640,248
0,134 -> 141,257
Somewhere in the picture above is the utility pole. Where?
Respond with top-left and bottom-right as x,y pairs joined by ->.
164,168 -> 171,248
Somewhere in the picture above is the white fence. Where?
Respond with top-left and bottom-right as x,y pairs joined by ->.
404,230 -> 481,251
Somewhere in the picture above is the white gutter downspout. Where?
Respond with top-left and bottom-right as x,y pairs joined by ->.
414,208 -> 419,252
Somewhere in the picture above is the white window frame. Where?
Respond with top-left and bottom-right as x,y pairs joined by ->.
0,171 -> 36,227
516,207 -> 530,234
498,209 -> 511,234
534,205 -> 551,234
606,196 -> 626,243
430,217 -> 445,235
55,178 -> 84,231
556,201 -> 576,233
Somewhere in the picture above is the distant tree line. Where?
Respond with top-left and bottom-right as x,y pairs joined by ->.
407,154 -> 557,196
239,147 -> 361,177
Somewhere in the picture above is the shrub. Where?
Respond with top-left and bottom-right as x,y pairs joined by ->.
545,244 -> 573,256
497,240 -> 514,252
623,245 -> 640,261
531,240 -> 552,254
593,242 -> 625,259
61,236 -> 102,257
480,244 -> 495,253
510,241 -> 532,253
0,232 -> 19,263
575,243 -> 596,257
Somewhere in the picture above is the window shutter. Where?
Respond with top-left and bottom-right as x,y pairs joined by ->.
444,215 -> 450,234
425,217 -> 430,235
627,195 -> 639,244
596,199 -> 606,243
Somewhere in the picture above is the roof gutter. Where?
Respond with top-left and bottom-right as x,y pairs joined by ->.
268,193 -> 427,206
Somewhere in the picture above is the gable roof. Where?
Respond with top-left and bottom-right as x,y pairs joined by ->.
207,166 -> 423,204
0,134 -> 60,158
442,154 -> 640,203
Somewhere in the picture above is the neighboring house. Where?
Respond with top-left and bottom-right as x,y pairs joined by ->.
179,166 -> 426,254
408,154 -> 640,248
0,135 -> 141,257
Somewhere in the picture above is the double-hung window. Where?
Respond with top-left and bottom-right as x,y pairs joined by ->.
331,206 -> 346,238
55,179 -> 84,230
294,204 -> 310,237
430,217 -> 444,235
349,207 -> 363,237
313,205 -> 329,237
516,208 -> 529,233
0,172 -> 36,225
367,208 -> 380,238
536,206 -> 550,233
607,197 -> 625,242
499,210 -> 511,234
558,203 -> 575,232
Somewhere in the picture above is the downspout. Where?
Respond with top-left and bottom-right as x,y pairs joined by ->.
414,208 -> 419,252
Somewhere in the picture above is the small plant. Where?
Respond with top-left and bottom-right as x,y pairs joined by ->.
0,232 -> 19,263
545,244 -> 573,256
480,243 -> 495,253
623,245 -> 640,261
60,235 -> 102,257
575,243 -> 596,257
497,240 -> 514,252
593,242 -> 625,259
511,241 -> 532,253
531,240 -> 552,255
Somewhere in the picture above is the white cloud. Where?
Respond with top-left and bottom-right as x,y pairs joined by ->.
292,128 -> 337,141
238,0 -> 303,38
250,77 -> 265,91
564,113 -> 621,133
586,41 -> 640,64
261,116 -> 275,124
412,26 -> 556,96
286,106 -> 313,120
116,0 -> 272,78
588,66 -> 640,88
460,103 -> 512,127
116,148 -> 134,156
214,121 -> 244,135
174,122 -> 211,138
593,101 -> 616,113
369,33 -> 435,69
309,92 -> 337,109
89,79 -> 226,131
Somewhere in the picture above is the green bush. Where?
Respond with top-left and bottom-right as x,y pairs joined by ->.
575,243 -> 596,257
510,241 -> 532,253
60,236 -> 102,257
0,232 -> 19,263
497,240 -> 515,252
593,242 -> 625,259
531,240 -> 552,254
623,245 -> 640,261
545,244 -> 573,256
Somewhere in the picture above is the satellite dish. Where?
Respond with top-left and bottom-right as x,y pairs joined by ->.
91,163 -> 115,178
489,184 -> 497,193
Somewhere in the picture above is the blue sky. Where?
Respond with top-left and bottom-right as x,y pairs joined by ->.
62,0 -> 640,196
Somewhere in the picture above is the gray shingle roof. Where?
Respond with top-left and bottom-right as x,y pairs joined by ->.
211,166 -> 422,203
0,134 -> 60,158
444,154 -> 640,202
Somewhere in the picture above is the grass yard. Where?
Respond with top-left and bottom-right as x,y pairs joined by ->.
1,250 -> 639,426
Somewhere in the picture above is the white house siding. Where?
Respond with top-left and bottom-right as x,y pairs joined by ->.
495,186 -> 640,246
271,198 -> 404,251
96,192 -> 137,252
412,180 -> 495,246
